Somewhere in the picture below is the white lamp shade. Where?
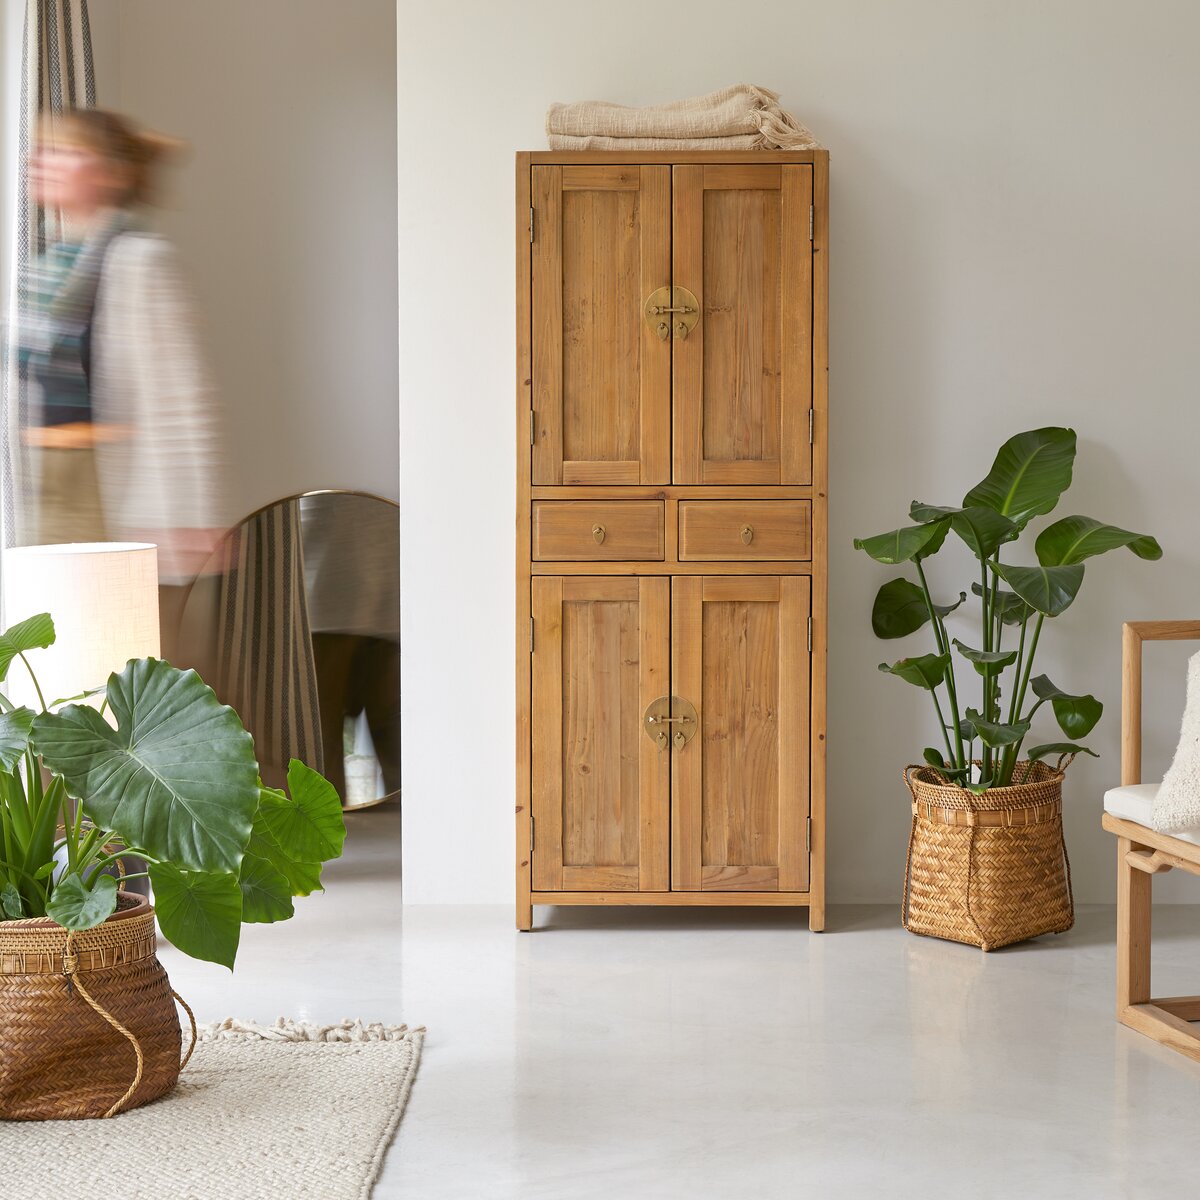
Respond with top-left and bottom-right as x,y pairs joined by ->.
2,543 -> 160,710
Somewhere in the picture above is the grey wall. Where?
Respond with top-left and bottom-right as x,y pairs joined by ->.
400,0 -> 1200,904
92,0 -> 398,519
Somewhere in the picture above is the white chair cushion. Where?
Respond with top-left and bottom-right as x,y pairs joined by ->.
1104,783 -> 1200,846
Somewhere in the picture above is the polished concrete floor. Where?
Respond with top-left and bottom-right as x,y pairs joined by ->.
161,806 -> 1200,1199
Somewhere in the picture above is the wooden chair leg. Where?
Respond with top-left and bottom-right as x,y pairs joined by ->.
1117,835 -> 1152,1012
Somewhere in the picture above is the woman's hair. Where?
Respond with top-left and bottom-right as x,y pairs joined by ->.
42,108 -> 184,207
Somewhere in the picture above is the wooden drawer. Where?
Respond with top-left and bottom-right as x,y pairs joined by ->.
532,501 -> 665,561
678,501 -> 811,561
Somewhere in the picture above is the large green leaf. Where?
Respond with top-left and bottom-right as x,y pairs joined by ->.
871,579 -> 965,640
952,640 -> 1018,678
0,613 -> 55,683
1028,742 -> 1099,762
1034,516 -> 1162,567
972,581 -> 1033,626
991,562 -> 1085,617
962,428 -> 1077,529
1030,675 -> 1103,738
149,863 -> 242,969
259,761 -> 346,866
879,653 -> 950,690
247,825 -> 324,897
853,519 -> 949,565
872,579 -> 928,639
950,507 -> 1019,560
0,707 -> 34,772
964,709 -> 1030,748
33,659 -> 259,873
45,873 -> 118,931
911,504 -> 1017,560
238,853 -> 295,924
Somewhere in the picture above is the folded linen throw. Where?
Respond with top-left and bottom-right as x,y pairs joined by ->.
546,84 -> 821,151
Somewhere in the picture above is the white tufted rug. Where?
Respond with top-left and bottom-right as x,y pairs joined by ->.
0,1019 -> 424,1199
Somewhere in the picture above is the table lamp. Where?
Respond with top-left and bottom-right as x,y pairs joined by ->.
2,543 -> 160,710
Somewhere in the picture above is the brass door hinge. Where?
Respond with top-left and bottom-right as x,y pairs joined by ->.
807,616 -> 813,653
806,817 -> 811,854
808,204 -> 814,241
529,205 -> 535,243
530,816 -> 535,854
530,617 -> 535,653
808,408 -> 814,444
530,409 -> 536,445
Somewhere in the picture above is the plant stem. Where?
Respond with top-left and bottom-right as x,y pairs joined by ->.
929,686 -> 955,765
916,559 -> 964,768
1001,612 -> 1045,783
15,651 -> 47,713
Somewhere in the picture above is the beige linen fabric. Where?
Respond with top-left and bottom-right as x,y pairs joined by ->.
546,84 -> 821,150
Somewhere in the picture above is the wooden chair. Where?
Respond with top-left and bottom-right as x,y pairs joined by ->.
1102,621 -> 1200,1062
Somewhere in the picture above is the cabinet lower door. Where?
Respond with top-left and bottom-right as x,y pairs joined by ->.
531,577 -> 670,891
671,576 -> 811,891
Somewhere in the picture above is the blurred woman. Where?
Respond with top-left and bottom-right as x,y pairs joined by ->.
14,109 -> 223,616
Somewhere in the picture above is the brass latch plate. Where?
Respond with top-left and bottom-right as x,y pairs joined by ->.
643,696 -> 699,750
644,286 -> 700,341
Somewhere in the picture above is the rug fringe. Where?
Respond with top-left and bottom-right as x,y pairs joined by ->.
196,1018 -> 424,1044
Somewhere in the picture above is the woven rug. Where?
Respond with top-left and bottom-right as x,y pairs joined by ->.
0,1018 -> 424,1199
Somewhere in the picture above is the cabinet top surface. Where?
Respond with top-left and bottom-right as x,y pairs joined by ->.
520,149 -> 828,165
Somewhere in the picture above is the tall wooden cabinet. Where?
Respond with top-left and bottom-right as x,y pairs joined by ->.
516,151 -> 828,931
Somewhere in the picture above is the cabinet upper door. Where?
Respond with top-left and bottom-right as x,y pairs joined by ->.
671,576 -> 811,892
672,164 -> 813,485
531,576 -> 670,892
532,165 -> 671,485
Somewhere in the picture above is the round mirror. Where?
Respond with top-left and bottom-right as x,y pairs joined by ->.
175,491 -> 399,810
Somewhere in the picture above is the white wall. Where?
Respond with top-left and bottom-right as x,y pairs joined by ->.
92,0 -> 398,519
400,0 -> 1200,906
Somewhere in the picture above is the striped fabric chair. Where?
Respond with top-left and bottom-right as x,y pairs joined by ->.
1102,621 -> 1200,1062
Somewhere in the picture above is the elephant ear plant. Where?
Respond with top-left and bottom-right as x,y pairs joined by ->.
854,427 -> 1161,791
0,615 -> 345,968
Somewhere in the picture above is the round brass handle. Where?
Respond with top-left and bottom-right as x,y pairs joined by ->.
592,524 -> 606,544
741,525 -> 754,545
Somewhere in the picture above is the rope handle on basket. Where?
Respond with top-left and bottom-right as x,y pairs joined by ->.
63,929 -> 144,1119
61,932 -> 199,1117
174,988 -> 198,1070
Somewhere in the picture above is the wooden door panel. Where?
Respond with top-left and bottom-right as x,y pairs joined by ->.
672,165 -> 813,485
531,576 -> 669,891
671,576 -> 811,891
532,165 -> 670,485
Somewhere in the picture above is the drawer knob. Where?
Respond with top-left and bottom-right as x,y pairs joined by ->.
592,524 -> 606,544
741,525 -> 754,545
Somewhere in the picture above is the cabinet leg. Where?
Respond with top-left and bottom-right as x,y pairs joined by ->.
517,897 -> 533,932
808,894 -> 826,933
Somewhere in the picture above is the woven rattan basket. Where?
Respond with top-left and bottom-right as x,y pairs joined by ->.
902,759 -> 1074,951
0,892 -> 195,1120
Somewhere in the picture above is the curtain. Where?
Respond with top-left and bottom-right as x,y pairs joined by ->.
2,0 -> 96,548
216,501 -> 325,791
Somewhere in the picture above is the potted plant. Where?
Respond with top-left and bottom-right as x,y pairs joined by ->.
0,613 -> 345,1119
854,427 -> 1160,949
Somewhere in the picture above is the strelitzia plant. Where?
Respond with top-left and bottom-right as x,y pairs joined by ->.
0,613 -> 344,967
854,427 -> 1161,791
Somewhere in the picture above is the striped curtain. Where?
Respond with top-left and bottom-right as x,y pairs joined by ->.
216,501 -> 325,790
2,0 -> 97,547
